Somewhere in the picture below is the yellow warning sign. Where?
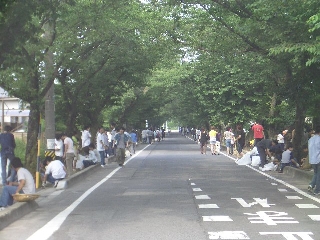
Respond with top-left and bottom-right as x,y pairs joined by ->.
45,150 -> 55,158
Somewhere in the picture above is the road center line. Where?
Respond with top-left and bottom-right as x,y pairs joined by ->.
26,145 -> 150,240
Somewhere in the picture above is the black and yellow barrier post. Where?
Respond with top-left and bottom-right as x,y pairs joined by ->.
36,117 -> 41,189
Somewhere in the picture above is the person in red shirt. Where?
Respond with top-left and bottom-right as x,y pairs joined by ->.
252,121 -> 264,146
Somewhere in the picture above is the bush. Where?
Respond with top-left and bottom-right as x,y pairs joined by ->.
14,138 -> 26,164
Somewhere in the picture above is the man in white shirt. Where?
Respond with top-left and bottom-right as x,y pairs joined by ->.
0,157 -> 35,208
96,127 -> 106,167
54,133 -> 64,162
42,156 -> 67,187
61,133 -> 75,176
81,126 -> 91,148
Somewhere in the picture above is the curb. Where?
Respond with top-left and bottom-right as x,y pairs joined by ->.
0,200 -> 38,230
0,156 -> 116,231
283,166 -> 313,183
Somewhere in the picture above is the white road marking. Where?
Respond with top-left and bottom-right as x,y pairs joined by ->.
208,231 -> 249,239
203,216 -> 233,221
191,183 -> 196,185
308,215 -> 320,221
278,188 -> 288,192
192,188 -> 202,191
260,232 -> 314,240
26,145 -> 150,240
295,204 -> 319,209
188,136 -> 320,204
286,196 -> 302,200
246,165 -> 320,204
271,183 -> 278,185
198,204 -> 219,208
195,195 -> 211,200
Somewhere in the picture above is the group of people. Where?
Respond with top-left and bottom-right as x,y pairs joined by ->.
54,125 -> 139,173
182,125 -> 245,157
0,124 -> 141,210
141,127 -> 165,144
0,126 -> 36,210
251,122 -> 320,196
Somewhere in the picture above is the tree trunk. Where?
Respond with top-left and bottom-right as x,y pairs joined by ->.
292,101 -> 306,164
267,92 -> 278,139
25,102 -> 40,172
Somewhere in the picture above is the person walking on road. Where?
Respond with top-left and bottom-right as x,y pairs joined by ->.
224,127 -> 233,156
0,125 -> 16,186
308,125 -> 320,195
114,127 -> 130,167
129,129 -> 137,155
209,126 -> 217,155
199,128 -> 209,155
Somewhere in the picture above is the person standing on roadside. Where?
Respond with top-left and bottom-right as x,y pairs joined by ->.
81,126 -> 91,149
113,127 -> 130,167
209,126 -> 217,155
110,123 -> 116,156
0,125 -> 16,186
308,125 -> 320,195
54,133 -> 64,162
61,133 -> 75,176
251,121 -> 264,146
277,129 -> 287,151
96,127 -> 106,168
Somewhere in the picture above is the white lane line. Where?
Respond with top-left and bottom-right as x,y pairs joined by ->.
309,215 -> 320,221
203,216 -> 233,221
246,165 -> 320,204
199,204 -> 219,208
192,188 -> 202,191
187,136 -> 320,204
208,231 -> 249,239
295,204 -> 319,209
195,195 -> 211,200
278,188 -> 288,192
26,145 -> 150,240
286,196 -> 302,200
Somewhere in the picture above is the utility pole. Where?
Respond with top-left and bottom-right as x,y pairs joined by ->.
43,18 -> 56,160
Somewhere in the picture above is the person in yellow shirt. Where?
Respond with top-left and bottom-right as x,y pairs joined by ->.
209,126 -> 218,155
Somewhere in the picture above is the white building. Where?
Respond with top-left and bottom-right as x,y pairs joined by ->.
0,87 -> 30,132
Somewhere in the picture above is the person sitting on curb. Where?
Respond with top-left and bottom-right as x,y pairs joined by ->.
83,144 -> 99,168
0,157 -> 35,209
42,156 -> 67,188
278,143 -> 300,173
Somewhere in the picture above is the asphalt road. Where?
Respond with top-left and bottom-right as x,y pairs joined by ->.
0,133 -> 319,240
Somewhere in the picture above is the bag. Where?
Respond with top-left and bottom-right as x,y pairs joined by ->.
251,156 -> 261,166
